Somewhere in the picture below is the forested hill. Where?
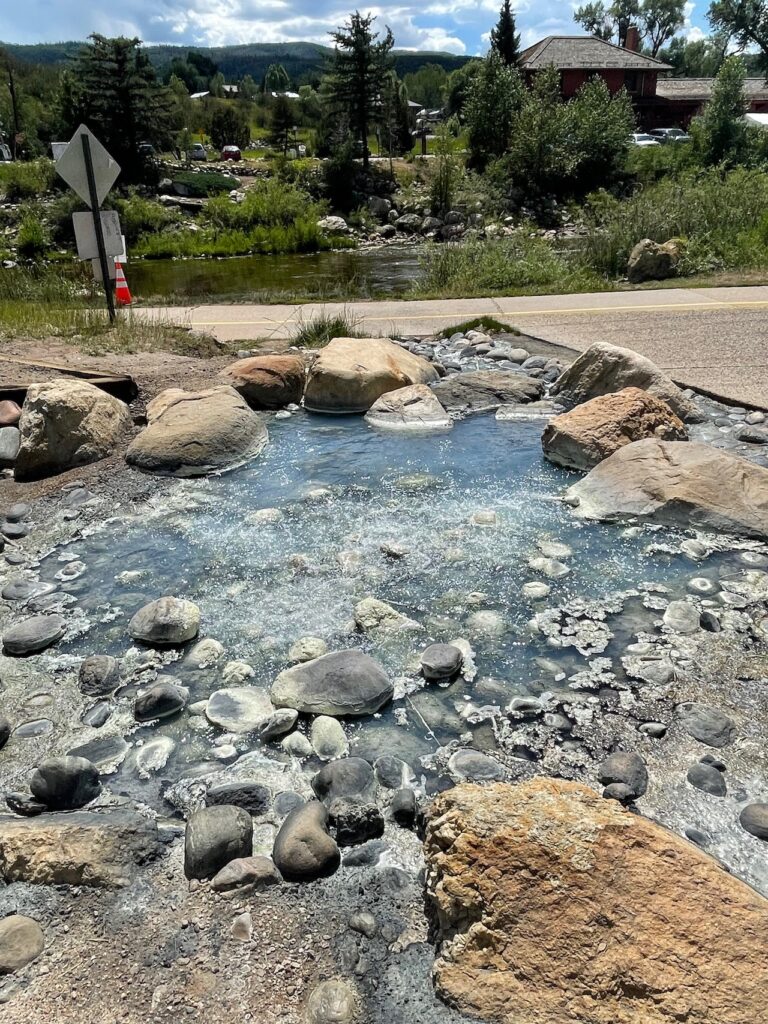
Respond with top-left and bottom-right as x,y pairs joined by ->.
1,40 -> 471,81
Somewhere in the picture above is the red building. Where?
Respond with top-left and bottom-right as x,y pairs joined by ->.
519,33 -> 768,129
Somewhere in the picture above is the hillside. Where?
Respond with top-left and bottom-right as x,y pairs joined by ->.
1,39 -> 470,82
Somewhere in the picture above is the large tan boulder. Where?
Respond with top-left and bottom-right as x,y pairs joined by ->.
0,809 -> 163,888
551,342 -> 702,422
14,378 -> 132,481
542,387 -> 687,471
626,237 -> 683,283
218,354 -> 305,409
565,438 -> 768,538
425,779 -> 768,1024
126,386 -> 267,476
303,337 -> 439,414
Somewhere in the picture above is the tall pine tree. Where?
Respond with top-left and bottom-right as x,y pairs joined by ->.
490,0 -> 521,66
327,12 -> 394,169
59,35 -> 175,182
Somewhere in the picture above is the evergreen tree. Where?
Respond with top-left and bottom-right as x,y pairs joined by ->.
491,0 -> 522,65
269,94 -> 296,155
209,103 -> 251,149
238,74 -> 258,101
465,48 -> 522,170
379,72 -> 412,165
327,11 -> 395,169
691,54 -> 749,165
59,34 -> 175,183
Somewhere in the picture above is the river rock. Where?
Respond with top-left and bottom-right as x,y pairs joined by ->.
184,638 -> 225,669
421,643 -> 463,680
272,801 -> 340,881
679,702 -> 736,747
312,758 -> 376,805
211,854 -> 282,892
281,731 -> 313,757
0,915 -> 44,974
542,387 -> 687,471
0,715 -> 11,750
29,756 -> 101,810
271,649 -> 393,717
565,440 -> 768,539
551,342 -> 701,422
663,600 -> 700,634
364,384 -> 452,431
0,399 -> 21,427
78,654 -> 120,695
133,679 -> 188,721
1,579 -> 54,602
184,804 -> 253,880
448,748 -> 505,782
288,636 -> 328,662
2,613 -> 66,656
310,716 -> 349,760
687,762 -> 727,796
329,798 -> 384,846
205,781 -> 271,816
391,787 -> 417,828
424,778 -> 768,1024
257,708 -> 299,740
354,597 -> 421,635
129,597 -> 200,645
432,371 -> 543,416
739,802 -> 768,840
304,337 -> 438,414
219,354 -> 305,409
627,237 -> 682,283
0,809 -> 162,886
0,426 -> 20,467
374,754 -> 411,789
307,979 -> 358,1024
126,386 -> 268,476
597,751 -> 648,799
14,379 -> 132,481
205,686 -> 274,732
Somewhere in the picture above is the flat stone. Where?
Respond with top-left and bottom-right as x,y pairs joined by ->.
663,600 -> 700,634
205,687 -> 274,732
312,758 -> 376,805
205,782 -> 271,816
687,762 -> 727,796
307,979 -> 358,1024
271,649 -> 393,717
2,614 -> 65,655
310,716 -> 349,760
211,854 -> 282,892
679,702 -> 737,748
448,749 -> 505,782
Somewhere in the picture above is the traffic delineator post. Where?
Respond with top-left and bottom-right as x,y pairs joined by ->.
114,261 -> 132,306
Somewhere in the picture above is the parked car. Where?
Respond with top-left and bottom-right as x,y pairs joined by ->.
649,128 -> 690,144
220,145 -> 241,161
189,142 -> 208,161
137,141 -> 155,158
630,133 -> 661,147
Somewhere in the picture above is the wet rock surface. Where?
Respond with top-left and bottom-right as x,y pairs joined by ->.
271,650 -> 393,717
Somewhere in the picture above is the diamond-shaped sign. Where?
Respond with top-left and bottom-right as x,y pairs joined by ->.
55,124 -> 120,208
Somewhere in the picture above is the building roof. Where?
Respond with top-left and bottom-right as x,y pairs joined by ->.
656,77 -> 768,101
520,35 -> 671,72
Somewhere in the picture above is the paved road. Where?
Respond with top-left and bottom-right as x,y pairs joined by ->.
138,284 -> 768,408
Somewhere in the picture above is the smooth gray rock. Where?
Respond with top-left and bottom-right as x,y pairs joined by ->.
210,855 -> 281,892
420,643 -> 463,681
374,755 -> 411,789
312,758 -> 376,805
448,748 -> 505,782
78,655 -> 120,696
306,979 -> 358,1024
1,580 -> 56,602
310,716 -> 348,760
129,597 -> 200,645
739,802 -> 768,840
272,801 -> 340,881
271,649 -> 393,717
0,915 -> 45,974
679,702 -> 737,748
391,788 -> 417,828
205,686 -> 273,732
598,751 -> 648,798
2,614 -> 65,655
0,426 -> 20,467
184,804 -> 253,880
29,756 -> 101,810
431,371 -> 543,415
663,600 -> 700,634
133,679 -> 187,721
687,762 -> 727,796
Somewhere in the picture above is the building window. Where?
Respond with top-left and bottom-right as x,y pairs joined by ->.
625,71 -> 639,92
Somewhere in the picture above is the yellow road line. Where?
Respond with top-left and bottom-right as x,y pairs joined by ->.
180,297 -> 768,327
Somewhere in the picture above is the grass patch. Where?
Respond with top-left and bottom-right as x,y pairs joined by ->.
171,170 -> 239,197
438,317 -> 516,337
0,265 -> 223,357
293,308 -> 362,348
0,159 -> 56,201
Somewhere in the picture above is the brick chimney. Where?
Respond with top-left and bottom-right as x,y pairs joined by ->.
625,25 -> 640,52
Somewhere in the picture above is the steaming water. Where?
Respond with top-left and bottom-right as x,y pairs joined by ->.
36,413 -> 762,810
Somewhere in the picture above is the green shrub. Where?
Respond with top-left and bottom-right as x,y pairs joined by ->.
171,170 -> 238,197
111,194 -> 182,244
202,178 -> 324,230
16,215 -> 50,259
0,159 -> 56,201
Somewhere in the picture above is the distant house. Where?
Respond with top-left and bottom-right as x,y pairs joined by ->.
520,33 -> 768,128
519,34 -> 670,101
222,84 -> 239,96
190,91 -> 210,101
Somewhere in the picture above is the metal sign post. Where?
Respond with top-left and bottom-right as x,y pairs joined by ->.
55,125 -> 121,323
81,134 -> 116,322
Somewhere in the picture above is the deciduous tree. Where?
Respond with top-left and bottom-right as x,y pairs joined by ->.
691,54 -> 749,164
465,48 -> 522,170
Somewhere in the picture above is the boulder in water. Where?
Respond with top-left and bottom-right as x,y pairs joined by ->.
218,354 -> 305,409
271,649 -> 393,717
431,371 -> 543,416
129,597 -> 200,645
364,384 -> 452,431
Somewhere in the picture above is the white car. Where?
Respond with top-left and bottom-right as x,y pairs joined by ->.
630,133 -> 661,147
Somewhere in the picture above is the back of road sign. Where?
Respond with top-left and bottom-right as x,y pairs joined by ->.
55,125 -> 120,208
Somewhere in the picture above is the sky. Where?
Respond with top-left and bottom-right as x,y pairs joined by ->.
0,0 -> 708,55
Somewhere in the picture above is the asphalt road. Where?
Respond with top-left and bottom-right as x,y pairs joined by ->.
137,284 -> 768,409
